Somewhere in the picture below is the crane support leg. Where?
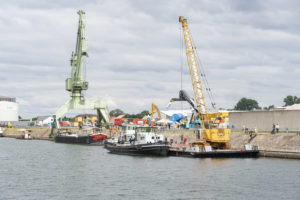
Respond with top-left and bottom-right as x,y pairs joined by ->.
50,97 -> 109,137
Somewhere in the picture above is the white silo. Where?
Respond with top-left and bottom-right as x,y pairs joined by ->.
0,96 -> 19,121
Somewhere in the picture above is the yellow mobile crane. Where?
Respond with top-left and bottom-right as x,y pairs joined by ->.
179,16 -> 230,149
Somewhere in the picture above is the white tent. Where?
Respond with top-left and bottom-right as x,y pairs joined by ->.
160,109 -> 193,118
156,119 -> 172,124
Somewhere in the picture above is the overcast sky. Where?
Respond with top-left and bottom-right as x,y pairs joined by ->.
1,0 -> 300,118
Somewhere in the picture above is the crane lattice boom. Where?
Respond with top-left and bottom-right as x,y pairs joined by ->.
179,16 -> 207,122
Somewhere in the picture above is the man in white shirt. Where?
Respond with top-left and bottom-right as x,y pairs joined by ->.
275,123 -> 280,133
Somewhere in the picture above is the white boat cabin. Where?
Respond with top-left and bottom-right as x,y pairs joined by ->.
117,126 -> 165,144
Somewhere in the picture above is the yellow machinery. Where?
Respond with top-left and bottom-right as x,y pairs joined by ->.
151,103 -> 161,120
179,16 -> 231,149
7,123 -> 13,128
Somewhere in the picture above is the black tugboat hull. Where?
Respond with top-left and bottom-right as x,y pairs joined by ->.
105,143 -> 169,156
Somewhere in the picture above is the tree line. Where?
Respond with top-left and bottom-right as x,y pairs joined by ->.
109,108 -> 150,118
234,95 -> 300,111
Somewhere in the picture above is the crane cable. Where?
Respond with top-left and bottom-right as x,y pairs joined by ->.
189,26 -> 217,111
180,24 -> 183,91
179,24 -> 183,111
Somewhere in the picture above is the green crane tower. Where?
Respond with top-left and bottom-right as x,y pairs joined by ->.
51,10 -> 109,134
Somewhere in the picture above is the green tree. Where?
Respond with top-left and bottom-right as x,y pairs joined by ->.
124,113 -> 135,118
136,110 -> 150,119
234,98 -> 261,111
125,110 -> 150,119
283,95 -> 300,106
62,116 -> 72,121
263,105 -> 275,110
109,109 -> 124,117
29,121 -> 35,127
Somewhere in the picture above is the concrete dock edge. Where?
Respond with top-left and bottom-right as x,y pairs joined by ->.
259,150 -> 300,159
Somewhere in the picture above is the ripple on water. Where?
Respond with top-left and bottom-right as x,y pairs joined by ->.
0,138 -> 299,200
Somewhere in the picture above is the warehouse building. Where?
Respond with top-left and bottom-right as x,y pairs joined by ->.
229,104 -> 300,132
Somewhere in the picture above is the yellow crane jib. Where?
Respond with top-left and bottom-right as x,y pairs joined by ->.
179,16 -> 207,126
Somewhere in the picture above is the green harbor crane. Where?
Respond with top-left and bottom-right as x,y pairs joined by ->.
50,10 -> 109,136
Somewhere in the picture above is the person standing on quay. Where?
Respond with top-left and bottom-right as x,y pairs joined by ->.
272,123 -> 275,134
275,123 -> 280,133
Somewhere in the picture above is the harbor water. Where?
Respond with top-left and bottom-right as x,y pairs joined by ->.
0,138 -> 299,200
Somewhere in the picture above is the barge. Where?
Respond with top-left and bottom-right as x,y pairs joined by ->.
169,144 -> 259,158
169,149 -> 259,158
55,128 -> 107,145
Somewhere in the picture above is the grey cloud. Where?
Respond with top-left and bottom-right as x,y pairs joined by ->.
1,0 -> 99,10
229,0 -> 264,12
1,0 -> 300,118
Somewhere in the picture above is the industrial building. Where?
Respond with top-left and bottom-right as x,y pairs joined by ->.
36,116 -> 54,127
229,104 -> 300,132
72,114 -> 98,126
0,96 -> 19,122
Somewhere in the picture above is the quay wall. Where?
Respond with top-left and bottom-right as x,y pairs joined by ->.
229,133 -> 300,152
3,127 -> 53,140
158,130 -> 300,152
229,110 -> 300,132
158,129 -> 198,144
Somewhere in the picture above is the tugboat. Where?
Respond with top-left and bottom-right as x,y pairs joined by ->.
104,126 -> 169,156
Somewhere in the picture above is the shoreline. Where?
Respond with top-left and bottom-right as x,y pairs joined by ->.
2,127 -> 300,159
3,134 -> 54,141
259,150 -> 300,159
